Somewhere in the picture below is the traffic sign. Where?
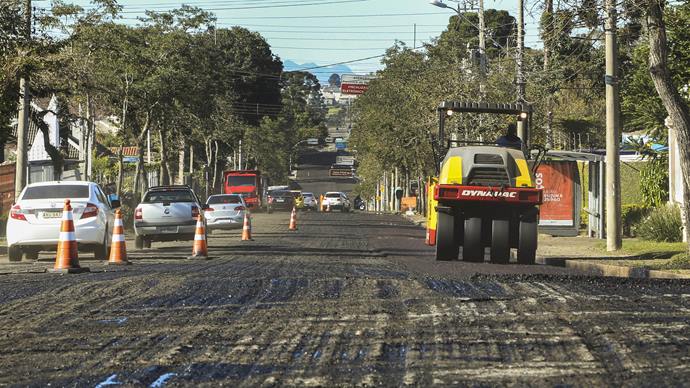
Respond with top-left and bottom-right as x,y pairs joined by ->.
341,74 -> 376,95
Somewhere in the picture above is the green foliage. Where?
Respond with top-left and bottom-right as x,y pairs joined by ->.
639,156 -> 669,207
620,1 -> 690,137
637,204 -> 683,243
243,117 -> 289,183
281,71 -> 327,140
621,203 -> 653,237
8,3 -> 326,196
621,162 -> 644,206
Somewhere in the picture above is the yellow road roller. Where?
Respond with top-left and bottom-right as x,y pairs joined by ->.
428,101 -> 544,264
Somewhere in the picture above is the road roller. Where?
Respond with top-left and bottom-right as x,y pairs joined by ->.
427,101 -> 544,264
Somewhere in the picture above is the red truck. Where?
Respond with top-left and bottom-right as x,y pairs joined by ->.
223,170 -> 264,209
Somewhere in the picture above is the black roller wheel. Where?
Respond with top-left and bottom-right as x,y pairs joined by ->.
135,235 -> 144,249
8,246 -> 22,262
518,210 -> 538,265
490,219 -> 510,264
462,217 -> 484,262
435,210 -> 459,261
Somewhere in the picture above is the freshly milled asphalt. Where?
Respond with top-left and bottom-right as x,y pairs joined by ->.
1,148 -> 689,386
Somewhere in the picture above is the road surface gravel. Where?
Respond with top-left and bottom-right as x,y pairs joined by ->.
0,148 -> 689,386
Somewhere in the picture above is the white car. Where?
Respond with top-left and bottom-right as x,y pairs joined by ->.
133,185 -> 205,248
205,194 -> 247,231
7,181 -> 119,261
322,192 -> 351,212
302,192 -> 318,211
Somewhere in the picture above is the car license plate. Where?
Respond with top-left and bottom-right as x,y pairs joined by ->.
158,226 -> 177,233
42,211 -> 62,219
276,198 -> 284,202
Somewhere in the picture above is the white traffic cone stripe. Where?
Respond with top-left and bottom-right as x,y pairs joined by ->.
195,234 -> 206,241
60,231 -> 76,241
112,234 -> 125,242
62,211 -> 73,221
114,219 -> 123,227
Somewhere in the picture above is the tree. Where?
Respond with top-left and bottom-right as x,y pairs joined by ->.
281,71 -> 327,141
328,73 -> 341,87
644,0 -> 690,248
0,0 -> 22,145
621,1 -> 690,138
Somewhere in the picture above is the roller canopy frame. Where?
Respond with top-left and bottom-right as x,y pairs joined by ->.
436,101 -> 534,168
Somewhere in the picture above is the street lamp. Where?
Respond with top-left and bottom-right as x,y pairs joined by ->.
429,0 -> 451,9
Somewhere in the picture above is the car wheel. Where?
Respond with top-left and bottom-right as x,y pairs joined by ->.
135,235 -> 144,249
94,233 -> 109,260
22,249 -> 39,261
8,246 -> 22,262
267,207 -> 273,214
144,238 -> 152,249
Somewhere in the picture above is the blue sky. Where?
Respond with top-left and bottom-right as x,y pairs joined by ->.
44,0 -> 543,74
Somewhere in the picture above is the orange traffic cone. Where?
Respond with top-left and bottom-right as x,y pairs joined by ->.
289,207 -> 298,231
49,199 -> 89,274
188,214 -> 209,259
241,211 -> 253,241
107,209 -> 130,265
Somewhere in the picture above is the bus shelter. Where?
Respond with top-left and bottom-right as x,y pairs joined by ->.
536,151 -> 605,239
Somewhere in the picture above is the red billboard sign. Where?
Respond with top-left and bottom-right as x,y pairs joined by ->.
340,83 -> 369,95
340,74 -> 375,95
535,162 -> 576,227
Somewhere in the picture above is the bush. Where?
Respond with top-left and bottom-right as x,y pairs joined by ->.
640,157 -> 669,207
637,204 -> 683,242
622,204 -> 653,237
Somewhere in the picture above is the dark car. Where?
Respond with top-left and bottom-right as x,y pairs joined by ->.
266,190 -> 295,213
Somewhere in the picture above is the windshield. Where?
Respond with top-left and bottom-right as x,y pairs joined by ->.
22,185 -> 90,200
143,190 -> 195,203
207,195 -> 242,204
227,175 -> 256,187
325,193 -> 342,198
270,191 -> 291,197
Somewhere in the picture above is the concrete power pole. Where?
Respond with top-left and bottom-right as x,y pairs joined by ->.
478,0 -> 486,90
516,0 -> 527,144
543,0 -> 554,149
15,0 -> 31,200
605,0 -> 622,250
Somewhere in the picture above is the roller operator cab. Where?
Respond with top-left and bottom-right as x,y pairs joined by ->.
428,101 -> 544,264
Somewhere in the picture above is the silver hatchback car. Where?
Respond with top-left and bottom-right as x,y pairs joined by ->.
133,185 -> 206,248
205,194 -> 247,231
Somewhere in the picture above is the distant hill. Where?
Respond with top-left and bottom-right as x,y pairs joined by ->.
283,60 -> 354,85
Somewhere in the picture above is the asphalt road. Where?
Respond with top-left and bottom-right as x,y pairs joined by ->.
1,148 -> 690,386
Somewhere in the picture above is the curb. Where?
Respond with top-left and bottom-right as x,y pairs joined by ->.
539,257 -> 690,279
403,212 -> 689,279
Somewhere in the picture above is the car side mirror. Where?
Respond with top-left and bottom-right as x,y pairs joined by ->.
108,194 -> 121,209
201,204 -> 210,210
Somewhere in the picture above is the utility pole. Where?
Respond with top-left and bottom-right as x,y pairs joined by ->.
543,0 -> 554,149
605,0 -> 622,250
15,0 -> 31,200
516,0 -> 527,143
